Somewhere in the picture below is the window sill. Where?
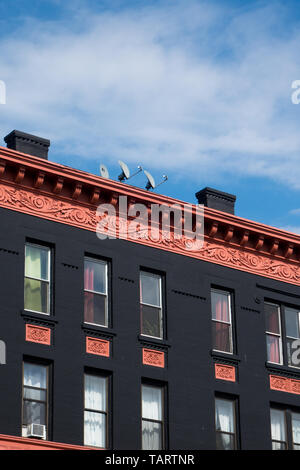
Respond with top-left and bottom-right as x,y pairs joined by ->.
21,311 -> 58,325
266,362 -> 300,378
81,323 -> 116,338
210,350 -> 240,364
138,335 -> 171,349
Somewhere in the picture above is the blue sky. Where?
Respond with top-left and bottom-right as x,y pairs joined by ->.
1,0 -> 300,232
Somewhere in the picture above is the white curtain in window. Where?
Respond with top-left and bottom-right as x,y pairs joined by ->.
142,420 -> 161,450
24,363 -> 47,388
271,409 -> 286,442
25,245 -> 48,280
84,411 -> 105,448
142,385 -> 162,420
85,375 -> 106,411
292,413 -> 300,445
215,399 -> 234,433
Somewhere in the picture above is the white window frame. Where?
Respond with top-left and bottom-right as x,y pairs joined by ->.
84,373 -> 108,449
140,271 -> 163,340
284,306 -> 300,369
211,288 -> 233,355
84,257 -> 108,328
265,302 -> 283,366
22,362 -> 49,439
24,243 -> 51,315
141,384 -> 164,450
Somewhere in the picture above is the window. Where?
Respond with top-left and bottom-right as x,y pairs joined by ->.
264,302 -> 300,368
292,412 -> 300,450
215,397 -> 237,450
84,258 -> 108,327
140,271 -> 163,339
211,289 -> 233,354
142,384 -> 164,450
265,303 -> 283,364
270,407 -> 300,450
84,374 -> 108,448
285,307 -> 300,367
270,408 -> 287,450
22,362 -> 48,438
24,243 -> 51,314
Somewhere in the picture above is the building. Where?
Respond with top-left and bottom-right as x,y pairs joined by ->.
0,129 -> 300,450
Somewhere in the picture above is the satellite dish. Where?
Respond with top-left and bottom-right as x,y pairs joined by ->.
118,160 -> 130,181
144,170 -> 156,190
100,164 -> 109,179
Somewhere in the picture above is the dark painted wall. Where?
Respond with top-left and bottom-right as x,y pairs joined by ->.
0,206 -> 299,450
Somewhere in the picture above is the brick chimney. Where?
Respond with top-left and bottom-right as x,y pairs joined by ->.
4,130 -> 50,160
196,187 -> 236,214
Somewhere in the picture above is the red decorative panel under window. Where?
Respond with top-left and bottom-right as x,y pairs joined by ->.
142,348 -> 165,368
86,337 -> 110,357
25,324 -> 51,345
215,363 -> 236,382
270,375 -> 300,395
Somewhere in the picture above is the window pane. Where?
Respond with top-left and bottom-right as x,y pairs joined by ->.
212,290 -> 230,322
142,420 -> 162,450
272,441 -> 287,450
23,401 -> 46,425
141,305 -> 162,338
292,413 -> 300,445
216,432 -> 235,450
286,338 -> 300,367
271,409 -> 286,443
24,363 -> 47,389
142,385 -> 162,421
140,272 -> 161,307
25,245 -> 49,280
84,411 -> 106,448
215,399 -> 235,434
85,375 -> 106,412
212,322 -> 232,353
24,387 -> 46,402
265,303 -> 280,334
266,335 -> 281,364
84,292 -> 107,326
24,278 -> 49,313
285,308 -> 300,339
84,259 -> 107,294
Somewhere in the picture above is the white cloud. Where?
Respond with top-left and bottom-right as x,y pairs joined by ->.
1,0 -> 300,188
280,226 -> 300,235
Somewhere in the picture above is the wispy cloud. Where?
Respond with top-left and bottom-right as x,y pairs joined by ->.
1,0 -> 300,188
280,226 -> 300,235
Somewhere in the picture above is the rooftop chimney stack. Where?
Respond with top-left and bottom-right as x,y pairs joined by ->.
4,130 -> 50,160
196,187 -> 236,214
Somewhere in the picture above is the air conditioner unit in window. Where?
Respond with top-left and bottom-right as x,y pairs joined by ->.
27,423 -> 46,440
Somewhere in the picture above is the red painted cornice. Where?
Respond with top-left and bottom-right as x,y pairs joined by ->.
0,145 -> 299,286
0,433 -> 97,450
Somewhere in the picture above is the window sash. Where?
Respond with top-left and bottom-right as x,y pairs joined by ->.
265,303 -> 283,365
211,289 -> 233,354
25,243 -> 50,281
142,419 -> 163,450
84,410 -> 107,448
142,384 -> 164,450
84,258 -> 108,327
84,375 -> 108,448
140,272 -> 162,308
140,272 -> 163,339
22,363 -> 48,436
84,291 -> 108,327
215,397 -> 237,450
24,244 -> 51,315
84,258 -> 108,295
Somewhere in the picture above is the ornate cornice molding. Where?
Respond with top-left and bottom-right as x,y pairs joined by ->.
0,146 -> 300,286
